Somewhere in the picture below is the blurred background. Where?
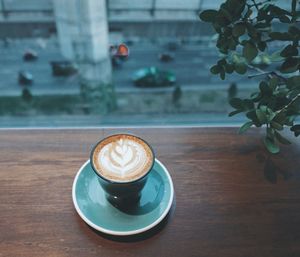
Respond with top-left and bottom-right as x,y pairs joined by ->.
0,0 -> 290,127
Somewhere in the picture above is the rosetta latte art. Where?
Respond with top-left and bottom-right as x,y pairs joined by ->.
97,138 -> 149,178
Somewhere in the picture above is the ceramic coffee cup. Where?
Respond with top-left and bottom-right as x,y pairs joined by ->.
90,134 -> 155,208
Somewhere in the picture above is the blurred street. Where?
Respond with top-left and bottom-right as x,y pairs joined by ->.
0,37 -> 253,96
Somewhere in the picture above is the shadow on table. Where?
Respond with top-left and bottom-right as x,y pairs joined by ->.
86,196 -> 176,242
255,141 -> 300,183
211,133 -> 300,184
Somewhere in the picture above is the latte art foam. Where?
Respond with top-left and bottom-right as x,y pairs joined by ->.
100,139 -> 147,176
92,135 -> 154,182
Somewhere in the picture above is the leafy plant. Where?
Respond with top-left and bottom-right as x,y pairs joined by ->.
200,0 -> 300,153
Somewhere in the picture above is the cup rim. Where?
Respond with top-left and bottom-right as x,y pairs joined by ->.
90,133 -> 155,184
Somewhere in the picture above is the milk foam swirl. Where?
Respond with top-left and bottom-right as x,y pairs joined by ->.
94,136 -> 152,182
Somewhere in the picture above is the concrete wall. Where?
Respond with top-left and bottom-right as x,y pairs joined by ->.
0,0 -> 230,22
54,0 -> 110,61
0,0 -> 293,22
53,0 -> 111,84
2,0 -> 52,10
0,0 -> 52,22
0,0 -> 294,38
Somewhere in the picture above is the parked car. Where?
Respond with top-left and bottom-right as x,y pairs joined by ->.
132,67 -> 176,88
23,49 -> 38,61
158,52 -> 174,62
50,61 -> 77,76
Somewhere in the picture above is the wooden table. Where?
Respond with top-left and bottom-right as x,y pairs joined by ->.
1,127 -> 300,257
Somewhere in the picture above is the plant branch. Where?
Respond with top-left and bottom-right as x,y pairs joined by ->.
248,71 -> 271,79
248,0 -> 271,8
276,93 -> 300,114
250,0 -> 259,11
247,64 -> 273,79
246,64 -> 287,82
269,71 -> 288,82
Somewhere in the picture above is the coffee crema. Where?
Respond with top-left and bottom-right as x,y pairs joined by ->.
92,134 -> 154,182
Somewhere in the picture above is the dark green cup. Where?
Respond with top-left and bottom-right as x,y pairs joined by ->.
90,134 -> 155,209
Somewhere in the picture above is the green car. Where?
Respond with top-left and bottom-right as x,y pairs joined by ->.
132,67 -> 176,88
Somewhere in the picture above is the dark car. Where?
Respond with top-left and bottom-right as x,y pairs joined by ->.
50,61 -> 77,76
158,52 -> 175,62
132,67 -> 176,88
23,49 -> 38,61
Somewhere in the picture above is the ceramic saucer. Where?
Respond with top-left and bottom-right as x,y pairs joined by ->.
72,159 -> 174,236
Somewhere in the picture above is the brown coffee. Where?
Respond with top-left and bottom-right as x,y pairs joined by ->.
91,134 -> 154,183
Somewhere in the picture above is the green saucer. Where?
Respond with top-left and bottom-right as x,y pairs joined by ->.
72,159 -> 174,236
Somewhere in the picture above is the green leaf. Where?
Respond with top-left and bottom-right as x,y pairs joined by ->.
216,15 -> 231,27
280,45 -> 298,57
225,63 -> 234,73
263,137 -> 280,154
274,6 -> 290,15
212,23 -> 222,33
243,99 -> 254,110
287,76 -> 300,89
269,5 -> 290,16
266,108 -> 276,122
199,10 -> 218,22
273,111 -> 286,124
229,0 -> 246,19
234,63 -> 247,74
274,131 -> 291,145
229,97 -> 244,109
243,42 -> 258,62
255,22 -> 270,29
270,50 -> 285,62
228,110 -> 242,117
256,108 -> 267,124
217,59 -> 227,66
220,69 -> 225,80
220,7 -> 233,22
257,8 -> 268,21
246,110 -> 261,127
269,77 -> 278,90
238,121 -> 253,134
269,32 -> 293,41
250,92 -> 261,102
233,23 -> 246,37
228,38 -> 237,50
270,121 -> 283,130
246,23 -> 259,39
280,57 -> 299,73
288,26 -> 300,39
259,81 -> 272,95
279,15 -> 290,23
210,65 -> 221,74
257,41 -> 267,51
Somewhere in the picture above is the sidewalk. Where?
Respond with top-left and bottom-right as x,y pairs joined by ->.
0,113 -> 246,128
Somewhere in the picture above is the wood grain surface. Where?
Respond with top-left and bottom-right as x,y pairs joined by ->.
1,127 -> 300,257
